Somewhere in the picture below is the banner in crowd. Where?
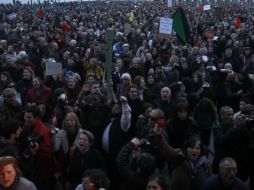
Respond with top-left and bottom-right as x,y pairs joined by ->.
168,0 -> 172,8
45,59 -> 62,76
203,5 -> 211,11
7,12 -> 17,20
159,17 -> 173,35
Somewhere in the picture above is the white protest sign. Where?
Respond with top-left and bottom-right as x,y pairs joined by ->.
45,59 -> 62,76
159,17 -> 173,35
167,0 -> 172,8
7,13 -> 17,20
203,5 -> 211,11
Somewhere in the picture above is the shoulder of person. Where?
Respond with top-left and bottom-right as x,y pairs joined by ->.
202,175 -> 219,188
18,177 -> 37,190
234,177 -> 249,189
74,184 -> 83,190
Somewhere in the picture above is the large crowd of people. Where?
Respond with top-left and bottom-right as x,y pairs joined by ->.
0,0 -> 253,190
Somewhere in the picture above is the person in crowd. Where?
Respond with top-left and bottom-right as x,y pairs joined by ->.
21,106 -> 58,190
0,156 -> 37,190
135,103 -> 153,139
224,73 -> 244,112
0,71 -> 12,93
201,157 -> 248,190
154,125 -> 210,190
127,84 -> 143,138
234,98 -> 250,119
128,57 -> 144,80
192,97 -> 218,146
213,106 -> 235,174
80,91 -> 111,149
146,74 -> 161,100
26,76 -> 52,105
15,68 -> 33,104
153,87 -> 173,121
117,137 -> 157,190
117,73 -> 132,98
53,112 -> 84,156
75,169 -> 110,190
146,174 -> 169,190
0,87 -> 22,121
0,120 -> 26,173
65,76 -> 81,105
66,130 -> 106,189
101,96 -> 131,187
133,75 -> 152,103
166,101 -> 199,149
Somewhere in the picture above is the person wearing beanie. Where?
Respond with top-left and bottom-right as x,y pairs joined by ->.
0,87 -> 22,121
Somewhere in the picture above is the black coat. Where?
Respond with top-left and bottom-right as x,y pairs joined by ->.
68,147 -> 106,189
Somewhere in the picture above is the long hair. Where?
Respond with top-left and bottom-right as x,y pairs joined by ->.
172,101 -> 189,119
194,97 -> 216,120
62,112 -> 81,130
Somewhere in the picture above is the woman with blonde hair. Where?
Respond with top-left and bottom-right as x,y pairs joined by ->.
53,112 -> 84,155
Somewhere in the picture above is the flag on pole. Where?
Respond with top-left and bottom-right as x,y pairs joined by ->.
197,4 -> 203,11
172,7 -> 190,43
234,18 -> 241,28
53,15 -> 60,28
37,4 -> 44,17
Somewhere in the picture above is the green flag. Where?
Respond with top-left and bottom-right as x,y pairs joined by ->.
172,7 -> 190,43
53,15 -> 60,28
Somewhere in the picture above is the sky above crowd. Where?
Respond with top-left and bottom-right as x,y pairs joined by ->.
0,0 -> 88,4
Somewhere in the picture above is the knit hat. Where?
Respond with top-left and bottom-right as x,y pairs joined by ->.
121,73 -> 131,80
2,88 -> 16,97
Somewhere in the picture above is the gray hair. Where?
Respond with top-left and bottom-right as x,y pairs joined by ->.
220,106 -> 233,116
219,157 -> 237,168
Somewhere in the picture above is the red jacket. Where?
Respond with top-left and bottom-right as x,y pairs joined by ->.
26,85 -> 52,104
32,119 -> 58,182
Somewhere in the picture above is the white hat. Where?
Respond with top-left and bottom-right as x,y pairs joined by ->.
123,43 -> 129,48
121,73 -> 131,80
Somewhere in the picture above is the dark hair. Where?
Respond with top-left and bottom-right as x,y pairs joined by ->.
242,104 -> 254,115
191,72 -> 203,90
0,120 -> 21,139
32,76 -> 43,86
142,103 -> 153,113
148,174 -> 168,190
82,169 -> 110,190
137,153 -> 156,177
133,75 -> 144,87
239,97 -> 250,104
194,98 -> 216,120
173,101 -> 189,118
183,135 -> 202,150
25,106 -> 40,118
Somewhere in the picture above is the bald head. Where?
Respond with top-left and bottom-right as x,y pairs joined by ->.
161,87 -> 171,102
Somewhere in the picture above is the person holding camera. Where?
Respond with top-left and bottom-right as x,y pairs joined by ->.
21,106 -> 58,190
117,137 -> 157,190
